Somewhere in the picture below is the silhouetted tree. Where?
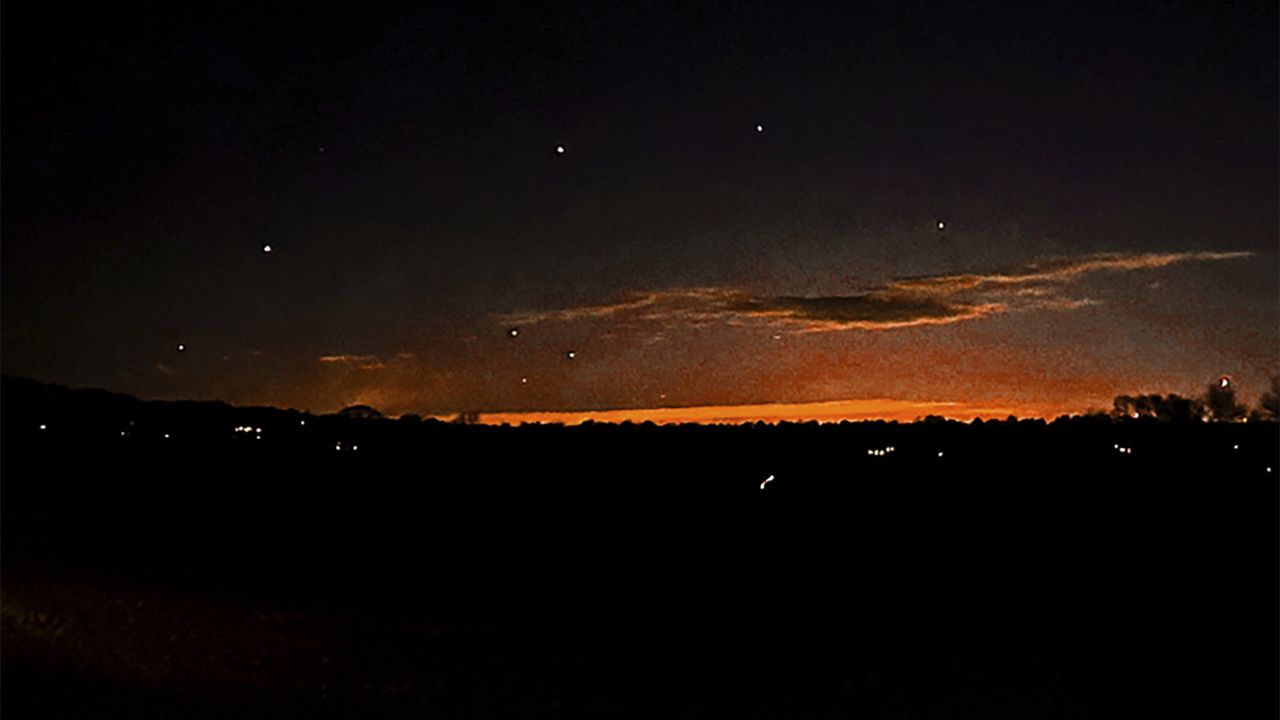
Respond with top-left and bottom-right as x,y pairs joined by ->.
398,413 -> 423,423
1111,393 -> 1204,422
451,411 -> 481,425
1202,380 -> 1247,422
339,405 -> 384,420
1255,375 -> 1279,421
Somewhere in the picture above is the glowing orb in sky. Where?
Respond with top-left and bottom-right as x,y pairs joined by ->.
566,350 -> 576,359
262,244 -> 273,254
756,124 -> 763,132
176,343 -> 185,352
937,221 -> 946,231
556,145 -> 565,154
508,328 -> 519,338
1219,376 -> 1230,388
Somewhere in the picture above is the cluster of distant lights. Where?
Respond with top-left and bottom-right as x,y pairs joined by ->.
235,425 -> 265,440
25,423 -> 1279,475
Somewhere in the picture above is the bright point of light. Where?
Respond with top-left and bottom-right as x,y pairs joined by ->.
755,124 -> 763,132
177,343 -> 185,352
262,244 -> 273,254
121,431 -> 127,437
335,442 -> 342,451
760,474 -> 774,490
164,433 -> 170,439
1268,467 -> 1274,473
300,420 -> 306,426
566,350 -> 576,359
1219,376 -> 1230,388
556,145 -> 565,154
39,424 -> 47,431
1233,444 -> 1239,450
509,328 -> 519,337
937,221 -> 945,230
521,377 -> 528,384
937,452 -> 944,457
353,445 -> 358,451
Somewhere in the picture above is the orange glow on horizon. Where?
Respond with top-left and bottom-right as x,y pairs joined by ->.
452,397 -> 1079,426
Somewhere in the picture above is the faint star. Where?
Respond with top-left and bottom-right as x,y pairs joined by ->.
176,343 -> 186,352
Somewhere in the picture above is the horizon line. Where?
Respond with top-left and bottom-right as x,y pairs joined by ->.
426,397 -> 1085,426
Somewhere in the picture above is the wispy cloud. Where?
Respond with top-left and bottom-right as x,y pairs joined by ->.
498,250 -> 1251,333
318,354 -> 390,371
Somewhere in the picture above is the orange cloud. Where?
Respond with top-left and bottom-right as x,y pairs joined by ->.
496,250 -> 1251,334
318,354 -> 396,371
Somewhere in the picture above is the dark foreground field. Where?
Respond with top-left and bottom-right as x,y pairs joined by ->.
3,377 -> 1277,717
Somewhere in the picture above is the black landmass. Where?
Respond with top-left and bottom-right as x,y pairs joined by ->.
3,375 -> 1277,718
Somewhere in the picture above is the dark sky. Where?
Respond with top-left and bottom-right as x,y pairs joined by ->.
4,1 -> 1276,420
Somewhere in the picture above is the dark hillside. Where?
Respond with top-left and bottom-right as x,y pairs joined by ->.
3,375 -> 1276,717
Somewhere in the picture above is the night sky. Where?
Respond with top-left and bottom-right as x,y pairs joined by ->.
4,2 -> 1276,421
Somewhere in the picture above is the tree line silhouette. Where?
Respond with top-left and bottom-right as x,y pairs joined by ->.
1106,375 -> 1278,423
